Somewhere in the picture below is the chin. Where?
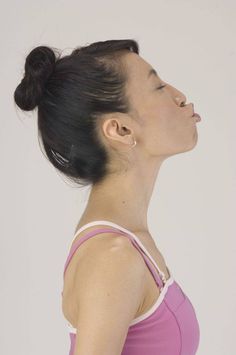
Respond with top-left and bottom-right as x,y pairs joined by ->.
160,130 -> 199,158
171,131 -> 199,156
185,130 -> 198,152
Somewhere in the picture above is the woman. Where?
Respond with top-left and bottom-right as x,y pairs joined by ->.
14,39 -> 201,355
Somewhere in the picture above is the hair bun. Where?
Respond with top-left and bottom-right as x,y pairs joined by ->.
14,46 -> 57,111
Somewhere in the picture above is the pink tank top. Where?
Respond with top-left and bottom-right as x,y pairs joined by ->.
62,220 -> 200,355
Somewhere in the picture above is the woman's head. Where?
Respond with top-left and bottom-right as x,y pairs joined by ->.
121,52 -> 198,160
14,39 -> 198,188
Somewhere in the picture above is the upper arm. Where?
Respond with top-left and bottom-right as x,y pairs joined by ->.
73,235 -> 146,355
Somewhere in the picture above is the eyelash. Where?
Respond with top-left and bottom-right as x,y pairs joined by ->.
156,84 -> 167,90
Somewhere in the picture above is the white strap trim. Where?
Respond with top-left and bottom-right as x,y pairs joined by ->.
66,277 -> 175,332
65,220 -> 175,333
73,220 -> 170,279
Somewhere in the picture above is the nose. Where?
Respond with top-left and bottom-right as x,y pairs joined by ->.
175,95 -> 194,115
175,95 -> 187,107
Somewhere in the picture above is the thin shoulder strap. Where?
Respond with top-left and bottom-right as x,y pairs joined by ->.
72,220 -> 167,279
63,227 -> 164,288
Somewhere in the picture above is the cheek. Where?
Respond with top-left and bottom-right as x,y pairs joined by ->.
154,106 -> 191,135
145,108 -> 193,151
158,105 -> 180,124
150,107 -> 179,135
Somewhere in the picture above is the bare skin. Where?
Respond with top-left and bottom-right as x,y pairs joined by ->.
62,51 -> 198,328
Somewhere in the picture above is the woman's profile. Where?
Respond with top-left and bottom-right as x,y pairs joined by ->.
14,39 -> 201,355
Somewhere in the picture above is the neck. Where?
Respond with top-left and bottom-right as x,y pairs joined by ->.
79,156 -> 165,233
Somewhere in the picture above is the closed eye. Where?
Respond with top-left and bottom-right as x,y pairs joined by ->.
156,84 -> 167,90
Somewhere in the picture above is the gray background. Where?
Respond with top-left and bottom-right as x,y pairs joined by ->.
1,0 -> 235,354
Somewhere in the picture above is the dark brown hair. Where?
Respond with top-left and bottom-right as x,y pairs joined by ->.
14,39 -> 139,187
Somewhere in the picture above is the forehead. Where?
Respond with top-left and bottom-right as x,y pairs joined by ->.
123,52 -> 160,82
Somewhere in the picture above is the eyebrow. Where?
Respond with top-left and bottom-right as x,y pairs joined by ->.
147,68 -> 158,79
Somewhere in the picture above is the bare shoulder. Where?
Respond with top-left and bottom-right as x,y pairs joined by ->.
70,234 -> 147,354
72,230 -> 146,272
74,232 -> 147,293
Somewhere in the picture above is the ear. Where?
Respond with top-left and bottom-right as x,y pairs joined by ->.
100,114 -> 135,148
